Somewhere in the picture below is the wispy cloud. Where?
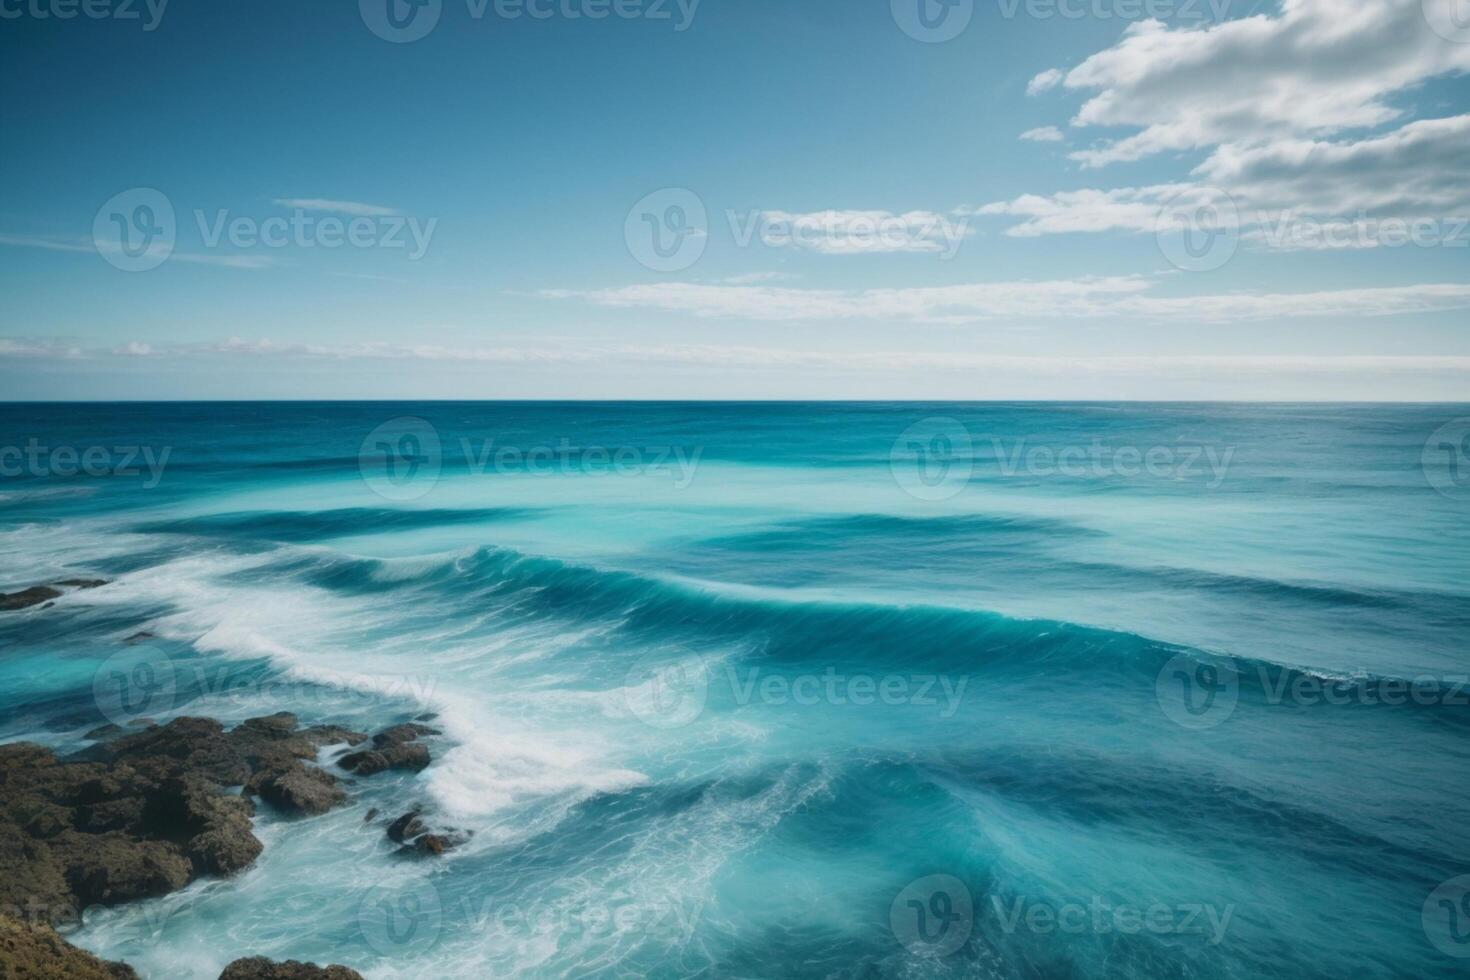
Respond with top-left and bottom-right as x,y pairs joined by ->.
1019,126 -> 1065,143
541,277 -> 1470,323
0,232 -> 275,269
6,337 -> 1465,380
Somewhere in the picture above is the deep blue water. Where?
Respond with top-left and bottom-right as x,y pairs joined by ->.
1,402 -> 1468,979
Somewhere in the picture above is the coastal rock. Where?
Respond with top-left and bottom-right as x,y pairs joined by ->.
1,715 -> 366,926
0,586 -> 61,611
248,764 -> 346,817
383,806 -> 469,857
0,914 -> 138,979
385,810 -> 425,844
53,579 -> 109,590
217,956 -> 364,980
0,579 -> 109,612
371,723 -> 439,747
338,722 -> 435,776
337,742 -> 429,776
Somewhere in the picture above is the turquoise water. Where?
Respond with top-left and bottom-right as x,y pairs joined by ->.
1,402 -> 1468,979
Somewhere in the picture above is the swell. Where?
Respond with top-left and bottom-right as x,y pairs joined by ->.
129,506 -> 538,542
244,543 -> 1470,722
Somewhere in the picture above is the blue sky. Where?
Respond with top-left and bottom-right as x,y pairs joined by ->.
1,0 -> 1467,399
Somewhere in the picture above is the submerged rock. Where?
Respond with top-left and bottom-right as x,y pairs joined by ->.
218,956 -> 364,980
0,579 -> 109,612
0,586 -> 61,611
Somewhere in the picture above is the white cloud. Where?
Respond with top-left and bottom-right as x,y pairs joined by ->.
980,115 -> 1470,247
1020,126 -> 1065,143
1044,0 -> 1470,168
273,198 -> 401,216
542,277 -> 1470,323
1027,68 -> 1064,95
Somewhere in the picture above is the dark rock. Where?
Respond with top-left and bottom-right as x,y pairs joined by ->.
412,712 -> 438,722
123,631 -> 156,644
371,723 -> 439,747
238,713 -> 299,736
0,586 -> 62,611
249,765 -> 345,817
0,913 -> 138,978
54,579 -> 109,589
218,956 -> 364,979
397,831 -> 469,858
2,714 -> 367,926
363,808 -> 378,823
385,810 -> 425,844
337,742 -> 430,777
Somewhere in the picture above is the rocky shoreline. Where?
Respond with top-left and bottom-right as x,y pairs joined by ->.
0,707 -> 468,978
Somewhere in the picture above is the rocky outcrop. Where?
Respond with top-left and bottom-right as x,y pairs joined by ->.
382,806 -> 469,858
0,914 -> 138,979
217,956 -> 364,979
0,915 -> 365,979
336,722 -> 438,777
0,579 -> 109,612
0,714 -> 366,926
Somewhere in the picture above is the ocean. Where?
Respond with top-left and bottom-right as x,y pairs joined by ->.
1,401 -> 1467,979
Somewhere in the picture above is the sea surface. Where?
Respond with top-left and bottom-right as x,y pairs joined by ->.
1,402 -> 1468,979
